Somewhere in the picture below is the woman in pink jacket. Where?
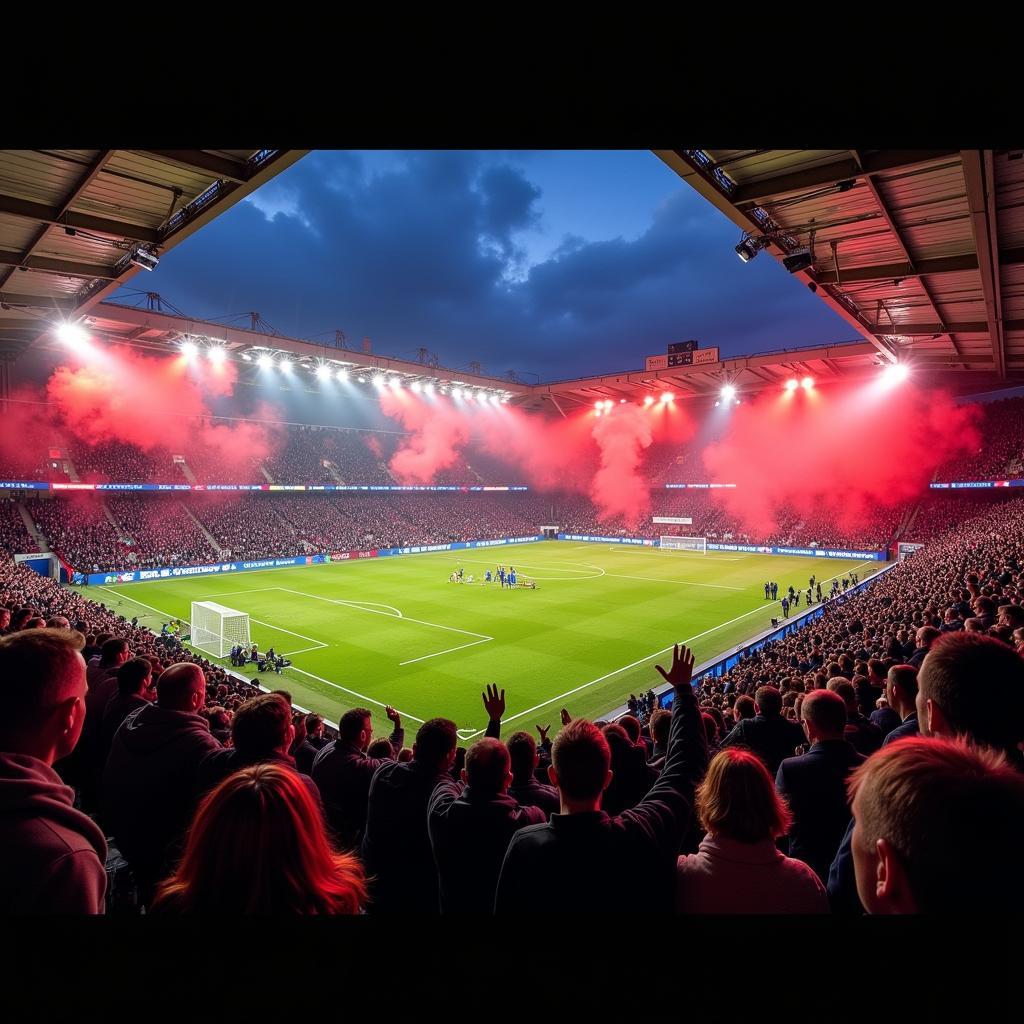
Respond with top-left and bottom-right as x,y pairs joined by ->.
676,748 -> 828,914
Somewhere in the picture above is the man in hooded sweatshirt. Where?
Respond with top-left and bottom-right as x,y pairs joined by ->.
0,628 -> 107,913
101,662 -> 222,906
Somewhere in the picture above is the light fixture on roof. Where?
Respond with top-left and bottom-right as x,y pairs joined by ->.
389,376 -> 402,388
357,375 -> 367,383
424,381 -> 435,395
660,392 -> 674,403
241,352 -> 252,362
258,353 -> 273,369
452,387 -> 463,399
735,235 -> 766,263
784,378 -> 799,392
279,358 -> 293,371
336,367 -> 348,381
721,384 -> 736,402
373,374 -> 385,388
782,248 -> 813,274
128,246 -> 159,271
180,340 -> 198,359
643,395 -> 655,407
879,363 -> 910,387
208,346 -> 226,365
411,380 -> 422,393
315,364 -> 331,380
801,376 -> 814,390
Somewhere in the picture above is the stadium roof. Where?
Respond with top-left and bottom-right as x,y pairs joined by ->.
655,149 -> 1024,386
0,149 -> 307,360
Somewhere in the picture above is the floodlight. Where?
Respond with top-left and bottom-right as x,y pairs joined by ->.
57,322 -> 89,347
180,340 -> 198,359
785,378 -> 799,392
721,384 -> 736,401
801,376 -> 814,390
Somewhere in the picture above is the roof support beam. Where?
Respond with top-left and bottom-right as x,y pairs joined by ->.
729,150 -> 958,206
656,150 -> 899,362
0,150 -> 113,292
142,150 -> 249,184
0,193 -> 159,244
0,250 -> 119,281
814,250 -> 1024,285
961,150 -> 1007,378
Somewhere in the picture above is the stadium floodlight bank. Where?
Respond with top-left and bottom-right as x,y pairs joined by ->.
659,536 -> 707,553
190,601 -> 251,658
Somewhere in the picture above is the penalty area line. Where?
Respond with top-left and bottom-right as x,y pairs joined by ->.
287,666 -> 426,725
399,636 -> 493,666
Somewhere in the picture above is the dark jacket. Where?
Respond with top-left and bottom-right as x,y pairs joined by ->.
495,687 -> 708,913
869,706 -> 901,738
361,757 -> 450,913
826,817 -> 863,915
428,780 -> 545,913
881,712 -> 919,746
198,748 -> 321,804
720,713 -> 805,775
603,740 -> 659,816
294,735 -> 327,776
844,714 -> 883,756
775,739 -> 865,883
311,726 -> 403,849
508,777 -> 560,817
100,693 -> 150,761
101,702 -> 223,901
0,753 -> 107,914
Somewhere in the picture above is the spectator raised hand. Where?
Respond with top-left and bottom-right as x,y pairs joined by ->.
655,643 -> 696,692
482,684 -> 506,722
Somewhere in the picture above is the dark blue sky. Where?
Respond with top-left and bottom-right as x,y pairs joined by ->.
112,151 -> 853,382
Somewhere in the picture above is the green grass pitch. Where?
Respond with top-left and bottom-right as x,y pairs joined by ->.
91,541 -> 884,743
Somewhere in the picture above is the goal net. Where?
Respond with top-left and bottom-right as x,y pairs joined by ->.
190,601 -> 251,659
659,535 -> 707,554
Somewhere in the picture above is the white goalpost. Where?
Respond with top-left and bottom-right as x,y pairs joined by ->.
659,535 -> 708,554
190,601 -> 251,658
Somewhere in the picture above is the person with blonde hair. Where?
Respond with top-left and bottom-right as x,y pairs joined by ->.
152,763 -> 366,914
676,748 -> 827,913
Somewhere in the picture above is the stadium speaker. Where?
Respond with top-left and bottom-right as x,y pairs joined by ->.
782,249 -> 813,274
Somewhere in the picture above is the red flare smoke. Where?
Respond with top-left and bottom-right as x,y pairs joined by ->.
379,389 -> 472,484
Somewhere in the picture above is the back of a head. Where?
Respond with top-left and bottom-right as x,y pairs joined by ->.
156,662 -> 206,712
231,693 -> 291,760
0,628 -> 86,745
888,664 -> 918,701
649,709 -> 672,744
414,717 -> 458,770
117,657 -> 153,696
154,763 -> 366,914
919,632 -> 1024,750
465,737 -> 510,795
849,737 -> 1024,912
101,637 -> 129,665
802,689 -> 848,739
339,707 -> 371,743
366,738 -> 393,759
754,686 -> 782,717
506,731 -> 536,782
552,719 -> 610,802
697,748 -> 791,844
617,715 -> 641,744
735,695 -> 756,720
826,677 -> 858,712
916,626 -> 941,648
305,712 -> 323,736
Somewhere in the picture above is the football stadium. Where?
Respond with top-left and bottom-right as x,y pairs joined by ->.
2,147 -> 1024,920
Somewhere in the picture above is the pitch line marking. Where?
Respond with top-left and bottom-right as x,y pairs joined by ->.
454,559 -> 877,740
288,666 -> 426,725
274,587 -> 491,640
602,572 -> 744,591
399,636 -> 493,666
279,644 -> 330,657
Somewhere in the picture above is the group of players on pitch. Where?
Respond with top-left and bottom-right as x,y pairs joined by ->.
449,564 -> 537,589
765,571 -> 860,618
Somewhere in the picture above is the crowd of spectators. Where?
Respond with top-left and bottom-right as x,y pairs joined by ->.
1,490 -> 1024,916
0,499 -> 37,560
105,495 -> 219,567
931,395 -> 1024,482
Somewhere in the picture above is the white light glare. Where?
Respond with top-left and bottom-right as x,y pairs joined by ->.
180,340 -> 198,359
424,382 -> 435,395
643,395 -> 655,407
801,376 -> 814,390
336,368 -> 348,381
373,375 -> 385,388
279,359 -> 293,371
208,347 -> 226,365
57,322 -> 89,347
880,363 -> 910,387
721,384 -> 736,401
258,354 -> 273,369
784,378 -> 799,392
660,392 -> 675,403
315,364 -> 331,380
452,387 -> 463,399
411,380 -> 422,393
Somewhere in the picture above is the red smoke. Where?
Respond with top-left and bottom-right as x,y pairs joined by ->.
378,389 -> 472,484
590,404 -> 654,527
364,434 -> 383,460
32,347 -> 281,470
702,381 -> 982,535
377,392 -> 697,527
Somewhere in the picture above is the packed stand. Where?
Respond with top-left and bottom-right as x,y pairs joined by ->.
931,395 -> 1024,481
2,492 -> 1024,915
0,499 -> 37,560
70,440 -> 169,484
27,497 -> 131,573
105,495 -> 220,567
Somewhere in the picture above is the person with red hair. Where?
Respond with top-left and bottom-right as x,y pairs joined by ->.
151,763 -> 366,914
